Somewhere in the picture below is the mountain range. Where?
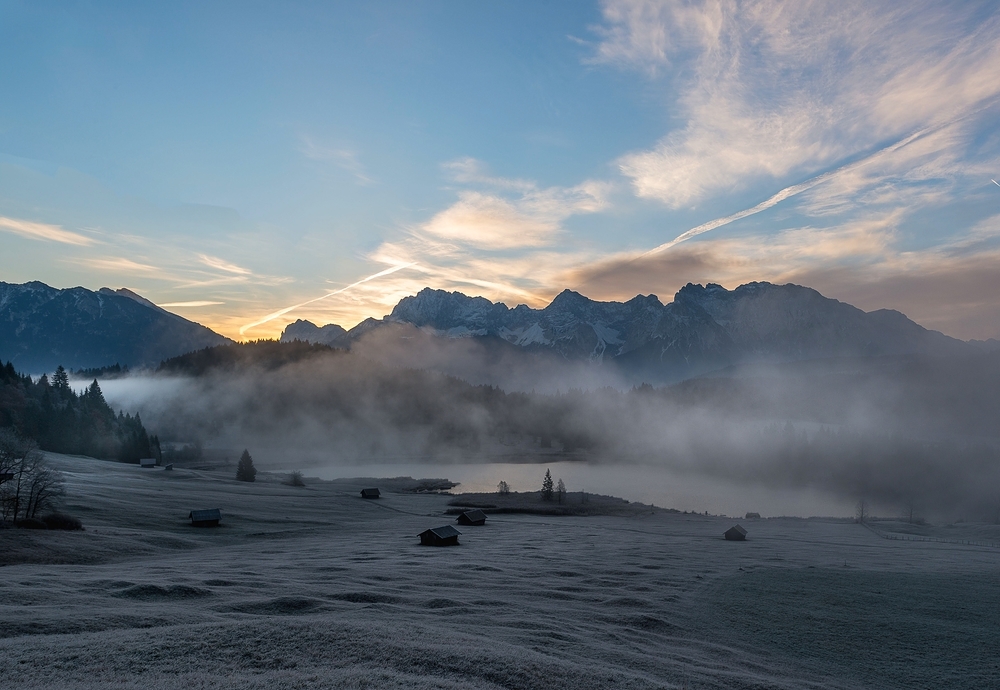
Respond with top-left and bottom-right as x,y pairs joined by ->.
3,279 -> 995,382
282,282 -> 986,384
0,281 -> 230,372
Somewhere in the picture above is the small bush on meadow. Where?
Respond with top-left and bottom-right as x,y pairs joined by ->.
17,517 -> 48,529
285,471 -> 305,487
41,513 -> 84,530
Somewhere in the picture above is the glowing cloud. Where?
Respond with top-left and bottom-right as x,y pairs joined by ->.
0,216 -> 96,246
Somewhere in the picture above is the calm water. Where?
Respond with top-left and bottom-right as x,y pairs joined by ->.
311,459 -> 856,519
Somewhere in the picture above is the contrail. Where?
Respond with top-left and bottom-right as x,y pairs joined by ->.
992,179 -> 1000,187
640,128 -> 932,257
239,263 -> 417,336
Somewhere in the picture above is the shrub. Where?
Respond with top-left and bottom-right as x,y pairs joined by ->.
285,470 -> 305,487
41,513 -> 84,530
17,517 -> 48,529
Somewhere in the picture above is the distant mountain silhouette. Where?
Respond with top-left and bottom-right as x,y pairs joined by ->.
0,281 -> 230,372
279,319 -> 347,347
280,282 -> 974,383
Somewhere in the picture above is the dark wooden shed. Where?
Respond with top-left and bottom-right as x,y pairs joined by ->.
418,525 -> 461,546
456,509 -> 487,526
724,524 -> 747,541
189,508 -> 222,527
360,488 -> 380,499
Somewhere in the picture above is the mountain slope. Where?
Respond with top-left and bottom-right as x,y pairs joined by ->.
0,281 -> 230,372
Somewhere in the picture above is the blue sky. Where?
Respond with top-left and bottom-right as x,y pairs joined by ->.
2,1 -> 1000,340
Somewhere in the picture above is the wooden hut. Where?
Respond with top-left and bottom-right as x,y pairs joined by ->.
418,525 -> 461,546
360,488 -> 380,499
456,509 -> 487,526
139,458 -> 157,468
724,524 -> 747,541
189,508 -> 222,527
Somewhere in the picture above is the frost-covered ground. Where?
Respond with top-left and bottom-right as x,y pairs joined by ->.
2,454 -> 998,689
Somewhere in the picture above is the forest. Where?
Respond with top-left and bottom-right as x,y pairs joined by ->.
0,361 -> 156,463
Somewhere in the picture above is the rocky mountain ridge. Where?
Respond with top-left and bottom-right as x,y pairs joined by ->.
282,282 -> 974,381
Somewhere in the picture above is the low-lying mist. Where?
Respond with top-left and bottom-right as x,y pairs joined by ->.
98,341 -> 1000,522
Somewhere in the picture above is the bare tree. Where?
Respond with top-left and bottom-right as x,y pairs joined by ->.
497,480 -> 510,495
556,478 -> 566,504
24,463 -> 65,518
0,430 -> 64,524
855,498 -> 869,524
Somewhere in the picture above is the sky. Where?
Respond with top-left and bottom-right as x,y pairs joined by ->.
2,0 -> 1000,341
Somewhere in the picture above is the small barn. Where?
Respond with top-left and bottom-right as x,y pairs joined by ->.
189,508 -> 222,527
418,525 -> 461,546
139,458 -> 157,468
724,524 -> 748,541
164,464 -> 173,471
456,509 -> 487,526
360,488 -> 380,499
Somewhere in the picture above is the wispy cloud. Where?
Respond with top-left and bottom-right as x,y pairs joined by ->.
0,216 -> 96,246
641,126 -> 937,256
596,1 -> 1000,208
159,301 -> 225,308
75,257 -> 160,274
198,254 -> 252,275
300,136 -> 375,185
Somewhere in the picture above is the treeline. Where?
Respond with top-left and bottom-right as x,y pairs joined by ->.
0,362 -> 157,462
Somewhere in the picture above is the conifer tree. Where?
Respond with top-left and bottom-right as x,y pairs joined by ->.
52,366 -> 70,395
236,449 -> 257,482
541,468 -> 553,501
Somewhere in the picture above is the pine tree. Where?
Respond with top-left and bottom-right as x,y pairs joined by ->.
541,469 -> 553,501
236,449 -> 257,482
52,365 -> 69,389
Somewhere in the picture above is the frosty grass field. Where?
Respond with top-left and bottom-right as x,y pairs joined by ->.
2,453 -> 999,689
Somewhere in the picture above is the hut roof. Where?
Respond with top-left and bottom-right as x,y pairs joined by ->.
457,509 -> 487,524
360,488 -> 380,498
419,525 -> 462,539
189,508 -> 222,522
724,524 -> 748,540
